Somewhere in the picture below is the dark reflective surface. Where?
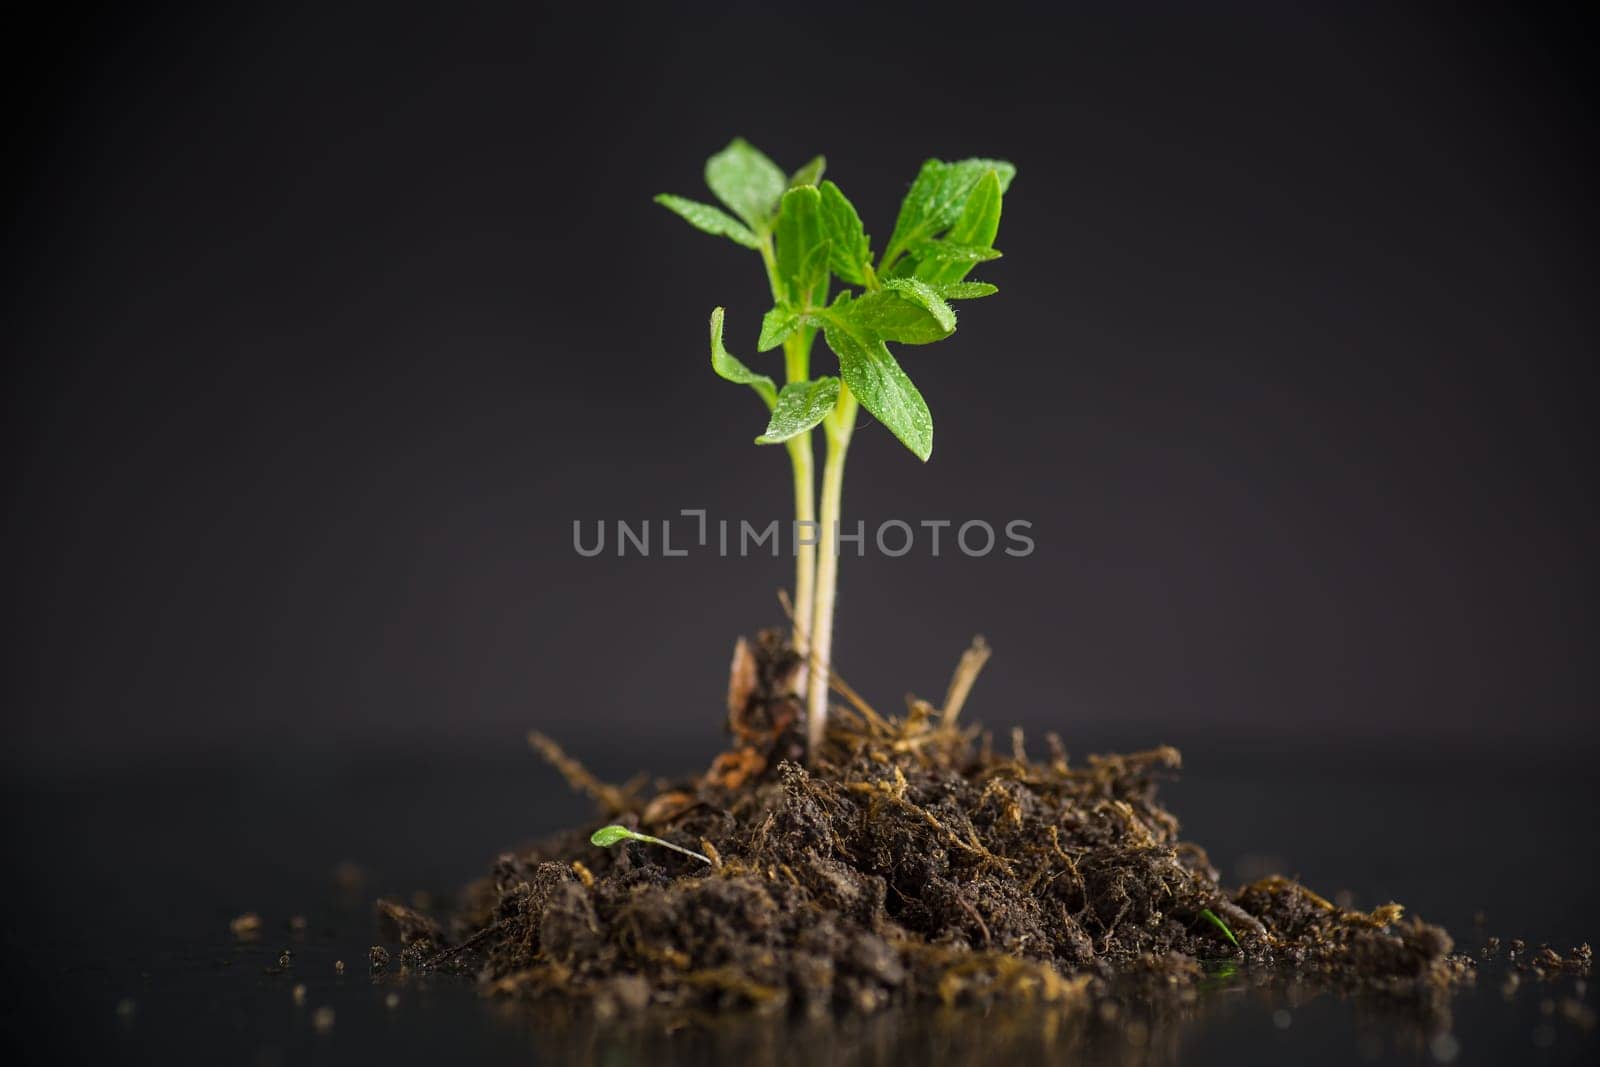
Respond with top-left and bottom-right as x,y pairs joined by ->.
6,735 -> 1595,1064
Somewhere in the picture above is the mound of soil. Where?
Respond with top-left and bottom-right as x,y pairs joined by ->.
374,632 -> 1482,1017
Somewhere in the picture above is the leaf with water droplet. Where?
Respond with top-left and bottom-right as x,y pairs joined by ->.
775,186 -> 828,308
882,157 -> 1015,272
758,308 -> 802,352
835,278 -> 955,346
757,377 -> 840,444
936,281 -> 998,300
705,138 -> 788,232
917,168 -> 1004,285
819,315 -> 932,461
819,181 -> 873,287
653,194 -> 762,250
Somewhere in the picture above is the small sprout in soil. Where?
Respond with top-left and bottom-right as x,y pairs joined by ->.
1199,908 -> 1241,949
592,825 -> 710,870
590,824 -> 712,865
658,140 -> 1014,759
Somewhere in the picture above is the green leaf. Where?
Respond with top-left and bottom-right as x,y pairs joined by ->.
775,186 -> 828,308
911,241 -> 1003,264
883,278 -> 956,332
705,138 -> 788,232
788,155 -> 826,189
590,825 -> 636,847
917,168 -> 1003,284
1199,908 -> 1241,949
757,307 -> 801,351
949,169 -> 1003,247
756,377 -> 840,444
652,194 -> 762,250
840,278 -> 956,345
937,281 -> 998,299
883,158 -> 1015,271
820,315 -> 933,461
709,307 -> 776,408
818,181 -> 873,287
589,823 -> 710,863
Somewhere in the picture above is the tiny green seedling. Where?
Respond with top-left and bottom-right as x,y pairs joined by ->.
658,139 -> 1014,758
1199,908 -> 1241,950
590,824 -> 711,865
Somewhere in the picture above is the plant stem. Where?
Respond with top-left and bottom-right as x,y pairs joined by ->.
782,338 -> 816,683
806,383 -> 858,758
760,235 -> 820,674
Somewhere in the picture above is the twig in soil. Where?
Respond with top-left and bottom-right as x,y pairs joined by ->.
591,824 -> 712,865
419,922 -> 504,970
528,731 -> 639,816
941,635 -> 991,726
956,894 -> 993,948
779,589 -> 888,734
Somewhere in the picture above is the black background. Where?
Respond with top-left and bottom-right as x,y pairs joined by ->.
7,3 -> 1593,769
4,4 -> 1596,1064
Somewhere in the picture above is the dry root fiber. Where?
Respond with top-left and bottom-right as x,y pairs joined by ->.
376,632 -> 1506,1017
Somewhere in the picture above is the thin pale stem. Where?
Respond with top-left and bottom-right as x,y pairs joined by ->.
782,335 -> 815,683
760,237 -> 820,674
806,383 -> 858,759
786,434 -> 815,676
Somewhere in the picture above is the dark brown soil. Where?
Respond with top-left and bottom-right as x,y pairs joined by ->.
371,632 -> 1580,1019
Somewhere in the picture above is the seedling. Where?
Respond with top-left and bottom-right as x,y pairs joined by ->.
658,139 -> 1014,757
589,824 -> 711,865
1199,908 -> 1241,950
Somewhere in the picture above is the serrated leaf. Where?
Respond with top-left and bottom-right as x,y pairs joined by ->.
917,168 -> 1003,284
710,307 -> 776,409
705,138 -> 788,232
840,279 -> 956,345
818,180 -> 873,287
949,169 -> 1003,247
937,281 -> 998,299
804,240 -> 831,307
756,377 -> 840,444
653,194 -> 762,250
775,185 -> 828,308
840,296 -> 947,345
788,155 -> 826,189
883,158 -> 1015,271
820,316 -> 933,461
912,241 -> 1003,264
883,278 -> 957,331
757,307 -> 801,352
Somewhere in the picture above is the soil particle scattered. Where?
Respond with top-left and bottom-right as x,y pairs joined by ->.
375,633 -> 1580,1019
